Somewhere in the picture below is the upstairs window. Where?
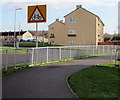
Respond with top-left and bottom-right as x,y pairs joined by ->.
98,39 -> 101,42
50,27 -> 54,30
68,29 -> 76,36
50,33 -> 55,38
69,18 -> 75,24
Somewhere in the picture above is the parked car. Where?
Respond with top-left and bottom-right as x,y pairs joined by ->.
33,39 -> 41,43
20,39 -> 26,42
26,40 -> 33,42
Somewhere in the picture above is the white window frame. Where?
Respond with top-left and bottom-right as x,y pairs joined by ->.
50,40 -> 55,44
68,40 -> 76,46
69,17 -> 75,24
68,29 -> 76,35
50,27 -> 54,30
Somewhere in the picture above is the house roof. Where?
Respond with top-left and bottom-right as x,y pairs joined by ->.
28,31 -> 48,36
64,6 -> 104,26
110,36 -> 120,42
0,31 -> 27,36
48,19 -> 65,27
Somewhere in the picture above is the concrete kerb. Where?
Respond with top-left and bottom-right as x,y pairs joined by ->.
66,73 -> 79,99
65,63 -> 105,100
66,73 -> 80,100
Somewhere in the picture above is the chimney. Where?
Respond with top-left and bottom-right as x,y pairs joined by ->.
76,5 -> 82,9
56,19 -> 59,21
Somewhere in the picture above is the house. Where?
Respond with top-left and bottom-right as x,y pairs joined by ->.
22,30 -> 48,42
103,33 -> 120,42
48,5 -> 104,46
0,30 -> 48,43
103,33 -> 112,42
0,31 -> 26,42
22,31 -> 34,40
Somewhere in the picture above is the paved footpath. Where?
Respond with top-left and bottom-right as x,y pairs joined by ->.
2,55 -> 112,98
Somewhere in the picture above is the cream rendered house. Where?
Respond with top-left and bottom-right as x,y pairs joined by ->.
22,31 -> 48,42
22,31 -> 34,40
48,5 -> 104,45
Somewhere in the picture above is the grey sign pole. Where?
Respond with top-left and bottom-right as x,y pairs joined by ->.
36,23 -> 38,48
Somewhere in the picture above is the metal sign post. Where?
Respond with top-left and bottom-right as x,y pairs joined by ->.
28,5 -> 46,48
36,23 -> 38,48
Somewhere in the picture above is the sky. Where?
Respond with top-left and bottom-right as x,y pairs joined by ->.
0,0 -> 119,34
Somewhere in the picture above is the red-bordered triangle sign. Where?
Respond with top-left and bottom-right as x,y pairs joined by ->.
28,6 -> 46,23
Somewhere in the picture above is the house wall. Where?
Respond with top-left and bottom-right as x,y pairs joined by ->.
48,20 -> 65,45
48,6 -> 104,46
96,18 -> 104,44
1,36 -> 15,41
38,37 -> 48,42
22,31 -> 34,40
65,8 -> 96,45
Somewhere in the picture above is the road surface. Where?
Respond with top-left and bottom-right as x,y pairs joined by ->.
2,55 -> 112,99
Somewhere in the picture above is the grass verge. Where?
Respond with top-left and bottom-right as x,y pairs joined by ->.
74,53 -> 111,60
2,64 -> 29,77
0,47 -> 13,49
68,64 -> 119,100
30,58 -> 73,67
2,53 -> 113,77
2,58 -> 73,77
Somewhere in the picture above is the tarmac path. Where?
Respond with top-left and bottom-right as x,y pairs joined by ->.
2,55 -> 112,99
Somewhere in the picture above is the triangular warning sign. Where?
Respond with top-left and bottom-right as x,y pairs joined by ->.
28,6 -> 46,23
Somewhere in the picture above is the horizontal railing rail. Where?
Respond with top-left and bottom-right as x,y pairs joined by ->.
1,45 -> 119,71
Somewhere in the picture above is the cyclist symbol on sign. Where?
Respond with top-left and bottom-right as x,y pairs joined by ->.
32,14 -> 41,20
30,8 -> 44,21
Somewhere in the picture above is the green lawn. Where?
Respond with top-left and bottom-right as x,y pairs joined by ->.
0,47 -> 13,50
1,47 -> 31,54
74,53 -> 111,60
68,64 -> 119,100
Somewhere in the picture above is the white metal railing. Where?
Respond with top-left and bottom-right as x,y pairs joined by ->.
1,45 -> 119,70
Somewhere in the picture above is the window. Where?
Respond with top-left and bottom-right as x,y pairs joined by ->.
69,18 -> 75,24
50,33 -> 55,38
27,36 -> 32,39
68,40 -> 76,46
50,27 -> 54,30
68,29 -> 76,33
68,29 -> 76,36
50,40 -> 55,44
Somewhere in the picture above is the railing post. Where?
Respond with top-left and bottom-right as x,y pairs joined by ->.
14,49 -> 17,69
59,47 -> 61,60
93,46 -> 94,56
103,45 -> 104,54
37,48 -> 39,63
70,46 -> 71,59
5,50 -> 8,71
31,48 -> 34,66
85,46 -> 87,55
47,47 -> 48,63
26,49 -> 28,63
108,45 -> 109,53
111,49 -> 113,61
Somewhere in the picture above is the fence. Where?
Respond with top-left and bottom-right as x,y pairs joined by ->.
1,45 -> 119,70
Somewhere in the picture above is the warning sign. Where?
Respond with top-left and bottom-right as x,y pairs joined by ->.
28,5 -> 46,23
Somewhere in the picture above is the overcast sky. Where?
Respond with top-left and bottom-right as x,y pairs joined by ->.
0,0 -> 119,34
